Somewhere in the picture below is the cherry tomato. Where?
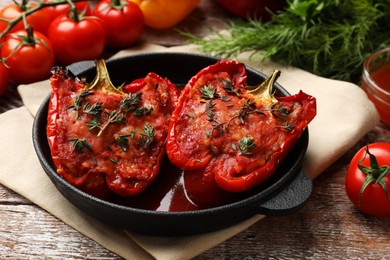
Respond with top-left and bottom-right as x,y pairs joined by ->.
43,0 -> 91,21
91,0 -> 144,49
345,143 -> 390,217
0,2 -> 51,35
1,29 -> 55,84
47,12 -> 106,65
0,61 -> 9,96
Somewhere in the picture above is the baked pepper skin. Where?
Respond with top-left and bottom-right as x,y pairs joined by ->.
47,61 -> 178,198
166,60 -> 316,194
130,0 -> 200,29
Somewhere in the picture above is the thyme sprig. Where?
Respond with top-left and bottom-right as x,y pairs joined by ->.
68,138 -> 92,153
134,106 -> 154,116
66,90 -> 94,119
270,102 -> 295,131
277,122 -> 295,131
220,78 -> 241,96
68,91 -> 151,137
200,84 -> 221,100
83,102 -> 103,130
271,102 -> 289,118
226,98 -> 265,130
83,102 -> 103,116
137,125 -> 155,150
106,125 -> 155,153
116,134 -> 132,152
97,110 -> 125,137
270,102 -> 293,125
199,85 -> 228,135
120,92 -> 142,112
86,117 -> 101,131
200,85 -> 219,117
238,136 -> 256,155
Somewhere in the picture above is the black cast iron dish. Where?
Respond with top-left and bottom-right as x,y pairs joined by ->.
33,53 -> 312,236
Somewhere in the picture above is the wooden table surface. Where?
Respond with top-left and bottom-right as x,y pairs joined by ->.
1,1 -> 390,259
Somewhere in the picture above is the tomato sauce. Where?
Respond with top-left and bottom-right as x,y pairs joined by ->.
362,63 -> 390,126
111,156 -> 243,211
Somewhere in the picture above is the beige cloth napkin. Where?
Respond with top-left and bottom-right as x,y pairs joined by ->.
0,43 -> 380,259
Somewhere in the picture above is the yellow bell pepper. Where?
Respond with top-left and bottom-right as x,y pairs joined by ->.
130,0 -> 200,29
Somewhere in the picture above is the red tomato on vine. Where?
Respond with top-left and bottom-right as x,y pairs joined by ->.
47,9 -> 106,65
91,0 -> 144,49
0,2 -> 51,35
0,61 -> 9,96
345,143 -> 390,217
1,27 -> 55,84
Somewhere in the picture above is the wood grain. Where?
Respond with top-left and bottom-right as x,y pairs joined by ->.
1,0 -> 390,259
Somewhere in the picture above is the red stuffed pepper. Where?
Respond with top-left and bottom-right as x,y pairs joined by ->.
47,60 -> 178,199
166,60 -> 316,197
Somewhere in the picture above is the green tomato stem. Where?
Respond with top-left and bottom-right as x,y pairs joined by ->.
65,0 -> 79,22
112,0 -> 122,7
24,24 -> 35,45
358,145 -> 390,206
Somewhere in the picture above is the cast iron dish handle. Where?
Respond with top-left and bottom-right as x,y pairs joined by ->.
256,170 -> 312,216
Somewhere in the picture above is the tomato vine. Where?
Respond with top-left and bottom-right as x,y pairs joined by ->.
0,0 -> 86,39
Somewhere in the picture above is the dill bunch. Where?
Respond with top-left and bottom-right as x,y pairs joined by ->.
188,0 -> 390,83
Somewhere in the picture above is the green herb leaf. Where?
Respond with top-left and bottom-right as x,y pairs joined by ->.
200,85 -> 220,100
86,117 -> 101,131
138,125 -> 155,150
133,106 -> 154,116
227,98 -> 264,129
83,102 -> 103,115
238,136 -> 256,155
68,138 -> 92,153
186,0 -> 390,83
220,78 -> 241,96
97,110 -> 125,137
116,134 -> 131,152
120,92 -> 142,112
67,90 -> 94,119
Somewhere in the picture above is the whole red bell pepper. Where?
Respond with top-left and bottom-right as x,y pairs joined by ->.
166,60 -> 316,198
47,60 -> 178,199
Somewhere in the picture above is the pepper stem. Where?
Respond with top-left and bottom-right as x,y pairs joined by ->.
86,60 -> 124,95
247,70 -> 281,104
